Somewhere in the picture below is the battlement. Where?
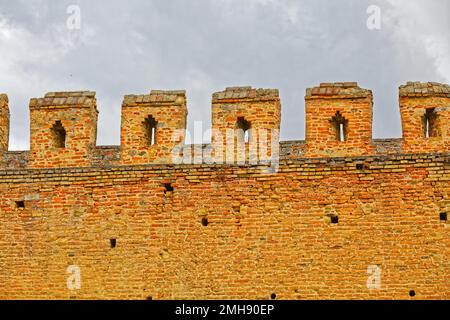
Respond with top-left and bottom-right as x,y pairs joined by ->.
0,81 -> 449,169
28,91 -> 98,168
304,82 -> 374,157
399,82 -> 450,154
211,86 -> 281,164
120,89 -> 188,165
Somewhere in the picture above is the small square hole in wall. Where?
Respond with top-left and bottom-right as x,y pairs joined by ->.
440,212 -> 447,221
330,215 -> 339,224
164,183 -> 174,194
110,239 -> 117,248
356,163 -> 366,170
15,201 -> 25,209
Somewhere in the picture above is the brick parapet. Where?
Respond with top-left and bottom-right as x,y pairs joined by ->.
0,82 -> 449,169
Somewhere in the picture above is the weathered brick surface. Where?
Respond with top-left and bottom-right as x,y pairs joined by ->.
0,82 -> 449,300
212,87 -> 281,163
120,90 -> 187,165
400,82 -> 450,153
29,91 -> 98,168
0,94 -> 9,165
305,82 -> 374,157
0,154 -> 448,299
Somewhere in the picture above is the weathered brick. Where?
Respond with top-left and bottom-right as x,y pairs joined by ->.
0,83 -> 449,300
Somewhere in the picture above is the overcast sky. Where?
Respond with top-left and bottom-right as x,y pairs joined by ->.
0,0 -> 448,150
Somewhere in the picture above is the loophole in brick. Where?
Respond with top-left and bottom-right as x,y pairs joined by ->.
16,201 -> 25,209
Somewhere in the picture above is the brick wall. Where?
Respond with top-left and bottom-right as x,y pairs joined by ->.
0,154 -> 448,299
0,82 -> 449,300
400,82 -> 450,153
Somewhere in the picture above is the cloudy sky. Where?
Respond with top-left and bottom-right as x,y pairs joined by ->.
0,0 -> 448,150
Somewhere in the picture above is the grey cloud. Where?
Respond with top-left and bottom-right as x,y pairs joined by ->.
0,0 -> 447,149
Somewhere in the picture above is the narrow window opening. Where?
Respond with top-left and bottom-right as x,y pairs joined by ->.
356,163 -> 365,170
151,126 -> 156,145
423,108 -> 438,138
440,212 -> 447,221
236,117 -> 251,163
51,120 -> 66,148
144,116 -> 157,146
201,217 -> 209,227
330,111 -> 348,142
236,117 -> 251,143
244,129 -> 249,143
110,239 -> 117,248
339,123 -> 345,142
16,201 -> 25,209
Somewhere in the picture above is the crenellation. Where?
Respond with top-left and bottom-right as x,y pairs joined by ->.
29,91 -> 99,168
305,82 -> 374,157
400,82 -> 450,153
212,86 -> 281,165
0,81 -> 449,170
120,90 -> 188,165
